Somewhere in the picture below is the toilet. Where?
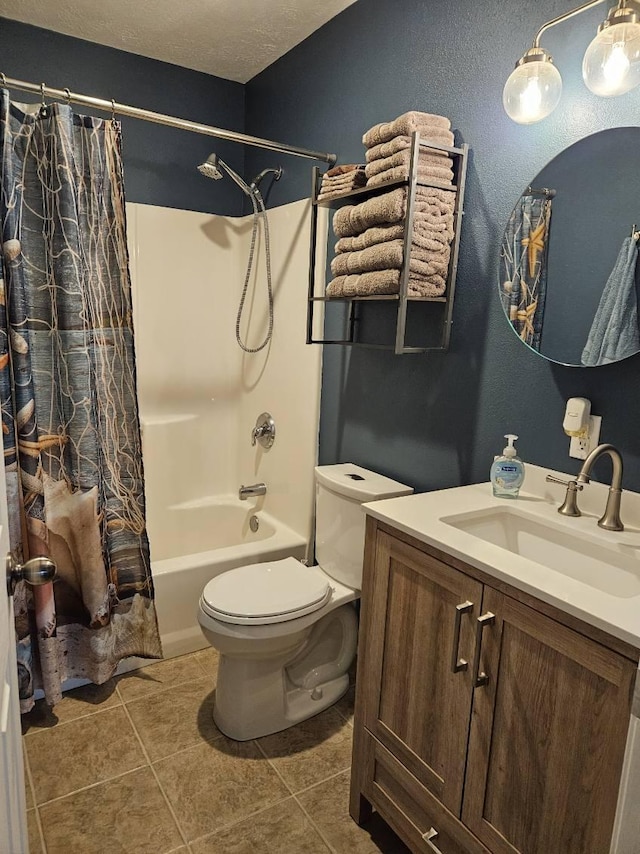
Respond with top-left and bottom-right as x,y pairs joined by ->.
197,463 -> 413,740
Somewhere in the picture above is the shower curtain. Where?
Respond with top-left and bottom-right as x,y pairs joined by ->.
500,194 -> 552,351
0,90 -> 162,711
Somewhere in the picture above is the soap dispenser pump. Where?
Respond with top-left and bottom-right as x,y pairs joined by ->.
490,434 -> 525,498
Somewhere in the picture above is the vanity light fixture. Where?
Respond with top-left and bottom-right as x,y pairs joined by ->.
503,0 -> 640,124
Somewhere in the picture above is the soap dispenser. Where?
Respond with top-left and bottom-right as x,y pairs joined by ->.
490,434 -> 525,498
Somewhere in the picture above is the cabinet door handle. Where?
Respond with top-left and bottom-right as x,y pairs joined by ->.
472,612 -> 495,687
422,827 -> 443,852
451,601 -> 473,673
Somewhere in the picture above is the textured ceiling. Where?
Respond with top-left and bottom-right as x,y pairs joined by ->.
0,0 -> 357,83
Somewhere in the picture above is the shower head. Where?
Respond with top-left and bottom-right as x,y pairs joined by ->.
197,153 -> 224,180
197,152 -> 254,198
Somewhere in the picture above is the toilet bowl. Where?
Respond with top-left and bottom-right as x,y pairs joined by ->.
197,464 -> 413,741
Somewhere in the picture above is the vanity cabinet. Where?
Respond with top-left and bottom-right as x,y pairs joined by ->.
350,519 -> 639,854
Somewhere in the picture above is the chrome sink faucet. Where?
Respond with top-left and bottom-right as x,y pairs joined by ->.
546,444 -> 624,531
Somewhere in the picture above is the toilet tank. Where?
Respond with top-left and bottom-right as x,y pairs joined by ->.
314,464 -> 413,590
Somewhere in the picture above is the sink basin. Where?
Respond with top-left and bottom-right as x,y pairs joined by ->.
441,507 -> 640,599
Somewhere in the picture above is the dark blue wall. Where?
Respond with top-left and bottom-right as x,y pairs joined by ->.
0,18 -> 246,215
5,6 -> 640,495
245,0 -> 640,493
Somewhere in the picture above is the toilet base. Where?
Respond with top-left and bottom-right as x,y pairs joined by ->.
210,603 -> 358,740
213,668 -> 349,741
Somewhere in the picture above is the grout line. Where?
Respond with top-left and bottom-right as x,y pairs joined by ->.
188,793 -> 295,846
292,794 -> 337,854
121,675 -> 216,712
24,749 -> 47,854
253,737 -> 298,796
120,700 -> 190,850
290,766 -> 351,797
22,699 -> 124,737
34,763 -> 149,809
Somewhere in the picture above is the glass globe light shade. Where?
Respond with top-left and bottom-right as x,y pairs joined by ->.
503,60 -> 563,124
582,22 -> 640,96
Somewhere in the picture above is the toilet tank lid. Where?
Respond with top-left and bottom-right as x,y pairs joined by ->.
315,464 -> 413,502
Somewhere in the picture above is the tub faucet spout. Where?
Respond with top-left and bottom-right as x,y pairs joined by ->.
576,443 -> 624,531
239,483 -> 266,500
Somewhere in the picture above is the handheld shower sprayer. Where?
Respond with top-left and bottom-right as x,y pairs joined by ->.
197,152 -> 284,354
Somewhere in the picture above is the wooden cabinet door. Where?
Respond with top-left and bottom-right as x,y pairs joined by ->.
362,530 -> 483,815
462,587 -> 636,854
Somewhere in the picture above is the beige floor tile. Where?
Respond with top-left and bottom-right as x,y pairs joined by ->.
127,678 -> 221,760
190,798 -> 330,853
298,771 -> 410,854
21,679 -> 120,734
26,706 -> 147,804
116,653 -> 205,702
38,767 -> 183,854
193,647 -> 219,682
24,755 -> 34,809
154,737 -> 289,841
257,707 -> 353,793
27,809 -> 43,854
335,685 -> 355,725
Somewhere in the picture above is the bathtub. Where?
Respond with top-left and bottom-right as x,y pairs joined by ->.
147,496 -> 308,658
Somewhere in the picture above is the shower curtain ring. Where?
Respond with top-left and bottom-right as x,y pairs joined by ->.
1,73 -> 7,88
40,82 -> 47,108
111,99 -> 116,121
64,88 -> 71,105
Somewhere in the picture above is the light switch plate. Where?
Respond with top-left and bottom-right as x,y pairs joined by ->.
569,414 -> 602,460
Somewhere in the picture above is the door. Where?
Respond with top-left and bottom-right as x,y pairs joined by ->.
363,530 -> 483,815
463,587 -> 636,854
0,466 -> 28,853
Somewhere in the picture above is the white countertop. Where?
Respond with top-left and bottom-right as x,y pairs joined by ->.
363,464 -> 640,649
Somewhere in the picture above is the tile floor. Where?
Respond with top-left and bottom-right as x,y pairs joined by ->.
22,649 -> 410,854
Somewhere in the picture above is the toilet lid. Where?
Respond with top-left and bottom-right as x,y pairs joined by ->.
200,557 -> 333,625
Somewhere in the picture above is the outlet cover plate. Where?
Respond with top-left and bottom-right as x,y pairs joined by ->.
569,414 -> 602,460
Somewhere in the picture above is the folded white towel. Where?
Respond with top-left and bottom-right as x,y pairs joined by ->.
363,111 -> 452,148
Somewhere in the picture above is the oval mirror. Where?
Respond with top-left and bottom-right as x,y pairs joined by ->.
499,127 -> 640,367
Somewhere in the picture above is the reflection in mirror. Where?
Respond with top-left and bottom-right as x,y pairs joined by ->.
499,127 -> 640,367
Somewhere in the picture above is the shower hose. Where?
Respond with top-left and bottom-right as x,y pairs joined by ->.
236,187 -> 273,353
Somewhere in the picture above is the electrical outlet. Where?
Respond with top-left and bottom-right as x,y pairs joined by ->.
569,414 -> 602,460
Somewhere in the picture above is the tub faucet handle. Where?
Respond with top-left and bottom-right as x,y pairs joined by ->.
251,412 -> 275,449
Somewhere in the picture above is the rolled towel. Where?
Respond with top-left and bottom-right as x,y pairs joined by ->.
365,148 -> 453,178
363,111 -> 452,148
335,219 -> 453,253
367,163 -> 454,188
408,274 -> 447,297
326,270 -> 401,298
326,269 -> 447,298
366,134 -> 454,163
333,186 -> 455,237
335,223 -> 405,252
330,239 -> 450,277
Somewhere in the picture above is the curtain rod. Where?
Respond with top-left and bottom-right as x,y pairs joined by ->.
0,73 -> 337,165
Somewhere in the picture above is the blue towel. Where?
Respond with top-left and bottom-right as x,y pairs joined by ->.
581,237 -> 640,366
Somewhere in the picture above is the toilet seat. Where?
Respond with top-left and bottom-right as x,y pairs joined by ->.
200,557 -> 333,625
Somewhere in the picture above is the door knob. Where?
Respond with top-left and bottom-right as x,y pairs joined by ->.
6,554 -> 57,596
